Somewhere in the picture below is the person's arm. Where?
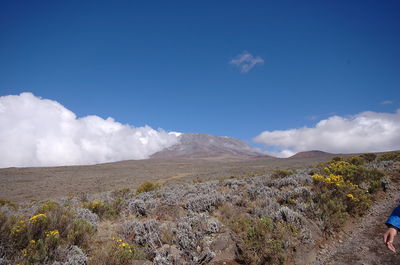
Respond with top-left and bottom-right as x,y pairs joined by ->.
384,206 -> 400,253
386,206 -> 400,230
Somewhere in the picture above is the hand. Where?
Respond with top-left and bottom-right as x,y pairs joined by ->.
384,227 -> 398,253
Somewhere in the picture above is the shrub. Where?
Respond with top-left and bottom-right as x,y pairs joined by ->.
66,218 -> 96,248
29,213 -> 48,239
378,152 -> 400,162
0,199 -> 18,209
310,155 -> 386,230
136,181 -> 159,194
360,153 -> 377,162
312,174 -> 371,214
311,172 -> 372,232
1,204 -> 96,264
332,156 -> 343,162
82,200 -> 118,219
111,187 -> 131,199
347,156 -> 366,166
311,191 -> 348,232
120,219 -> 162,255
36,200 -> 59,214
88,237 -> 144,265
233,216 -> 297,265
9,216 -> 29,249
75,208 -> 100,227
21,230 -> 61,264
271,169 -> 293,179
322,160 -> 385,192
184,193 -> 224,212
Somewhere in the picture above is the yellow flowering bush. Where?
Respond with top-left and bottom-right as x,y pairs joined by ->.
9,217 -> 29,248
312,172 -> 371,216
317,157 -> 385,193
112,237 -> 135,254
309,156 -> 386,232
324,161 -> 351,176
21,230 -> 61,264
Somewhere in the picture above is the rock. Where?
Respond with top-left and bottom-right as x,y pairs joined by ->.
132,260 -> 153,265
209,232 -> 237,264
154,244 -> 185,265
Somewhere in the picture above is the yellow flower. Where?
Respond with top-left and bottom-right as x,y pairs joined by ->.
45,230 -> 60,237
346,193 -> 356,200
29,213 -> 47,223
312,174 -> 324,182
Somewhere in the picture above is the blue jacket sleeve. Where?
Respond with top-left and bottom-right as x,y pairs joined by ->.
386,206 -> 400,230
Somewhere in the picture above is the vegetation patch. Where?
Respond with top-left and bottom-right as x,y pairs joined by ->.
0,153 -> 397,264
136,181 -> 159,194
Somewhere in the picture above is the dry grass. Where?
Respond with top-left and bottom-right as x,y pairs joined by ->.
0,155 -> 338,202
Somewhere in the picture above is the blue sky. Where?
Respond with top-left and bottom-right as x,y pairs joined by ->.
1,1 -> 400,159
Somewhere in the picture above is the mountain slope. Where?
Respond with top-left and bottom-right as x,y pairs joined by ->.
151,133 -> 267,160
289,150 -> 333,159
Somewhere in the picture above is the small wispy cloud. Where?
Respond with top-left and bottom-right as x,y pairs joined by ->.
230,51 -> 264,73
382,100 -> 394,105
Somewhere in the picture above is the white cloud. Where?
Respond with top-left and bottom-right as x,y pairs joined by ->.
230,51 -> 264,73
0,93 -> 179,168
382,100 -> 394,105
254,110 -> 400,158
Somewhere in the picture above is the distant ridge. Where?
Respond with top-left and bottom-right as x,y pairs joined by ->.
151,133 -> 268,160
289,150 -> 333,159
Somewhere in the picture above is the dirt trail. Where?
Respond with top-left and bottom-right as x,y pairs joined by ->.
312,182 -> 400,265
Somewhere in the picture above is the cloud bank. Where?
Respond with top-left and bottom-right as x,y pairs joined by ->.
230,51 -> 264,73
254,110 -> 400,158
0,93 -> 179,168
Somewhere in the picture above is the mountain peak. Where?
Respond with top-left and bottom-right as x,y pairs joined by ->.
151,133 -> 267,160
